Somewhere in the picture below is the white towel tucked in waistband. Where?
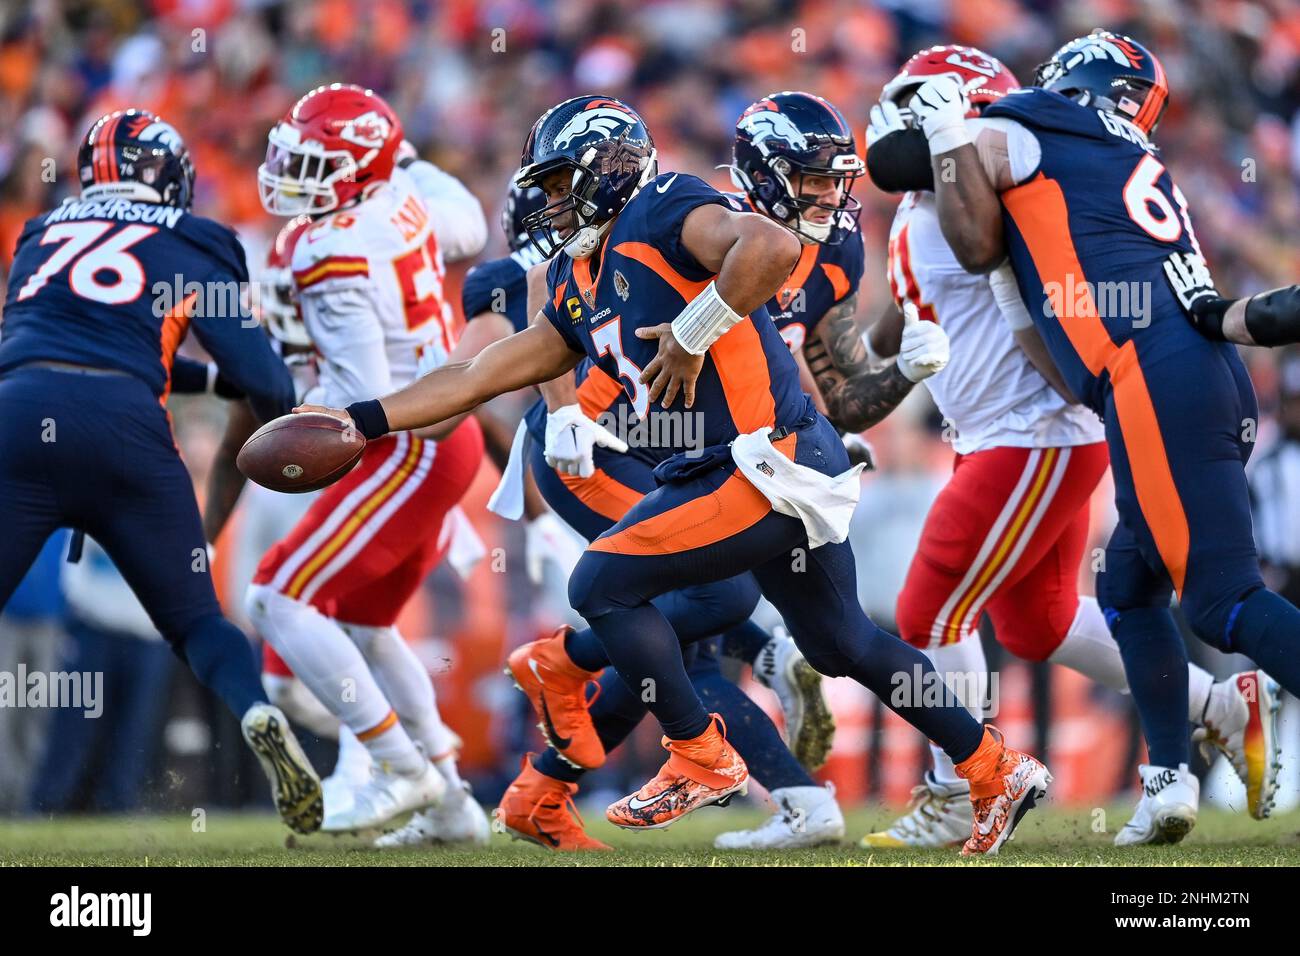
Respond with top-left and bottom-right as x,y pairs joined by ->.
487,419 -> 530,520
730,427 -> 865,549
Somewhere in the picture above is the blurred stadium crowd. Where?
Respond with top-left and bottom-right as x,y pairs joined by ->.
2,0 -> 1300,819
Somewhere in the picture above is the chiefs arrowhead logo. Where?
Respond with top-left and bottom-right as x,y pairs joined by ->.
336,110 -> 392,150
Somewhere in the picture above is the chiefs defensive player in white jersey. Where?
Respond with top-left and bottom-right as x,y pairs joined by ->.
859,47 -> 1271,848
242,84 -> 490,834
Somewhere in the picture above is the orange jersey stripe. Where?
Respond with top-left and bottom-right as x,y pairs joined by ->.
821,262 -> 851,302
158,290 -> 197,407
1109,341 -> 1189,593
611,242 -> 710,303
576,364 -> 625,421
778,243 -> 819,307
285,438 -> 423,598
589,470 -> 772,556
1002,173 -> 1190,594
710,318 -> 776,433
558,467 -> 644,523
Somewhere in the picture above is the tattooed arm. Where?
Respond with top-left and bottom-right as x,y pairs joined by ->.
802,294 -> 918,433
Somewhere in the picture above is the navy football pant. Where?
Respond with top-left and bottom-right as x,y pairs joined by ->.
529,435 -> 813,788
0,367 -> 265,717
1096,338 -> 1300,766
567,412 -> 984,758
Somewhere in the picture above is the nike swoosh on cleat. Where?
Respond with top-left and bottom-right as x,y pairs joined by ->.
539,696 -> 572,749
628,783 -> 685,811
656,174 -> 678,193
528,657 -> 544,684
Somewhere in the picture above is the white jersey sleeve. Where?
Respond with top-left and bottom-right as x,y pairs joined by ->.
967,116 -> 1041,186
298,284 -> 393,405
403,159 -> 488,264
290,168 -> 461,407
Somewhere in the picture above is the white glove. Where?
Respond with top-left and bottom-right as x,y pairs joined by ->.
544,404 -> 628,478
1163,251 -> 1219,313
524,512 -> 586,586
907,75 -> 971,154
866,100 -> 908,148
896,302 -> 949,383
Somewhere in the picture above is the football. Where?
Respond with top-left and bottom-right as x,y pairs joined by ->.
236,412 -> 366,493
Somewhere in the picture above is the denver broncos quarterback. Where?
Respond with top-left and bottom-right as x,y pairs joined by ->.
297,93 -> 1052,855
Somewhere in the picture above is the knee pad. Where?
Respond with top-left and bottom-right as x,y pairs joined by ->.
567,551 -> 628,621
244,583 -> 310,655
337,621 -> 400,658
1181,585 -> 1262,653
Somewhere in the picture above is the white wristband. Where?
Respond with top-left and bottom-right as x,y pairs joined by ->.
926,123 -> 972,155
670,280 -> 744,355
988,261 -> 1033,331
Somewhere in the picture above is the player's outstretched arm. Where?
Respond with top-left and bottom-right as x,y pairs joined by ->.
297,320 -> 582,438
805,296 -> 948,433
1167,254 -> 1300,347
909,77 -> 1009,274
636,204 -> 801,408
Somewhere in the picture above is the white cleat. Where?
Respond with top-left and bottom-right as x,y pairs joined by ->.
241,703 -> 323,835
1115,763 -> 1199,846
859,772 -> 972,848
374,782 -> 491,848
714,784 -> 845,849
1196,669 -> 1282,820
753,627 -> 836,771
321,762 -> 446,834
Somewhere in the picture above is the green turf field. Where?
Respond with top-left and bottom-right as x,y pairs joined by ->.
3,803 -> 1300,866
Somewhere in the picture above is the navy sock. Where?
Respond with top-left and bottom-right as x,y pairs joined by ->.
586,604 -> 710,740
563,626 -> 609,672
1224,588 -> 1300,695
1107,605 -> 1190,768
180,615 -> 267,718
838,624 -> 984,764
720,619 -> 771,666
692,669 -> 812,790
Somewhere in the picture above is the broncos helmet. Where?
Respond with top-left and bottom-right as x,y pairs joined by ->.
501,182 -> 549,253
78,108 -> 195,209
731,91 -> 864,245
514,95 -> 657,259
1034,29 -> 1169,135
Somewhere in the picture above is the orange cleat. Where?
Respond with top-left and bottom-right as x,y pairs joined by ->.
606,715 -> 748,830
496,755 -> 612,851
506,627 -> 605,770
955,726 -> 1051,856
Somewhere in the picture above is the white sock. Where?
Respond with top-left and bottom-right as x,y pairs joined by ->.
245,584 -> 423,774
923,636 -> 988,784
331,725 -> 372,783
1049,596 -> 1216,722
341,622 -> 460,764
1047,596 -> 1129,691
261,673 -> 341,740
1187,664 -> 1215,724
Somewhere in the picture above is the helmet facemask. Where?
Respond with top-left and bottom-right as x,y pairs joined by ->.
258,124 -> 360,217
735,149 -> 862,246
516,133 -> 657,259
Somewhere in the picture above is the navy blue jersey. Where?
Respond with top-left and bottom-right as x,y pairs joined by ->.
985,88 -> 1212,412
725,192 -> 865,355
541,173 -> 805,458
460,244 -> 548,333
1,197 -> 293,420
